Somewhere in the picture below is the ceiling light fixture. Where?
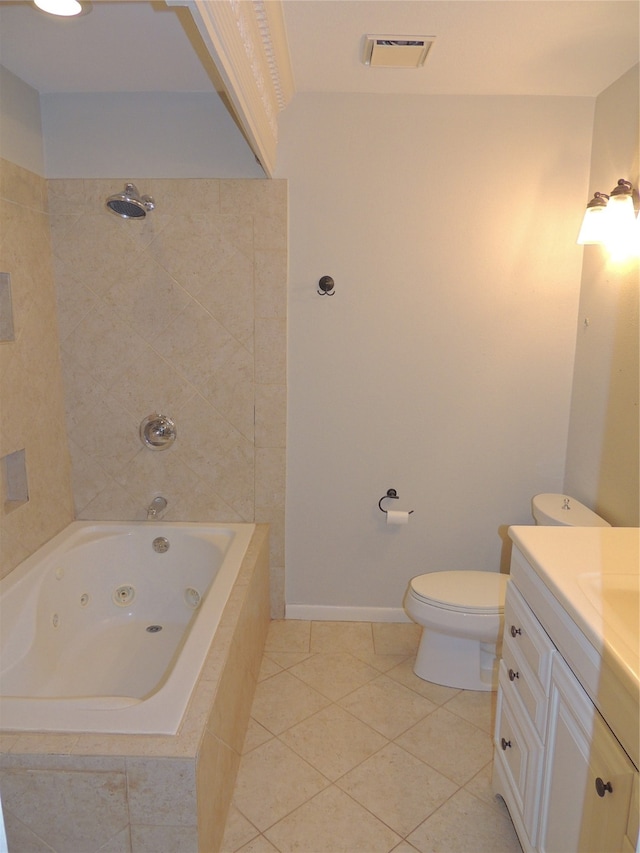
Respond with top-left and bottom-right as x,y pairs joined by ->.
34,0 -> 82,17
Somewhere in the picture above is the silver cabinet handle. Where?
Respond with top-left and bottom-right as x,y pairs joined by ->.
501,738 -> 512,750
508,668 -> 519,681
510,625 -> 522,637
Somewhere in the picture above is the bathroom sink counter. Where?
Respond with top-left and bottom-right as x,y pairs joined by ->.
507,525 -> 640,767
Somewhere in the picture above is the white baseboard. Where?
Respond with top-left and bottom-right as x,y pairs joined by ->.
284,604 -> 411,623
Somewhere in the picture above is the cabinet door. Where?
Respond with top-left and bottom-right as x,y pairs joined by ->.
494,665 -> 545,846
539,655 -> 637,853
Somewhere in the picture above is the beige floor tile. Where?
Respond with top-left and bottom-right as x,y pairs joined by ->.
280,704 -> 388,781
288,652 -> 380,700
242,719 -> 274,754
223,629 -> 520,853
372,622 -> 422,655
338,674 -> 436,739
264,785 -> 402,852
336,742 -> 458,836
407,788 -> 522,853
232,739 -> 329,831
396,707 -> 494,786
443,687 -> 497,735
250,670 -> 330,735
220,804 -> 259,852
258,656 -> 282,681
264,651 -> 313,669
463,762 -> 501,808
237,835 -> 280,852
310,621 -> 374,653
264,620 -> 311,653
385,658 -> 462,705
353,651 -> 410,672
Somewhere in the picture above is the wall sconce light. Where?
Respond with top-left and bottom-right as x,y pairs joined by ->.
577,178 -> 639,260
576,192 -> 610,245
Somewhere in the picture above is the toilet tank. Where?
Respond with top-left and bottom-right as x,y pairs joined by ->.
532,493 -> 611,527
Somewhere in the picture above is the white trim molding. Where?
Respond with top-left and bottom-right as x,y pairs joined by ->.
285,604 -> 412,623
172,0 -> 294,176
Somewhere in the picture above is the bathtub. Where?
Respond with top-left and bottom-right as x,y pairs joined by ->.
0,520 -> 255,735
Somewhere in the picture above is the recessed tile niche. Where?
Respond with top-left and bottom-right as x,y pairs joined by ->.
0,272 -> 15,341
2,449 -> 29,513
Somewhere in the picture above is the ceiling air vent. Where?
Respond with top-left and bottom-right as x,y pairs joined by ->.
362,35 -> 435,68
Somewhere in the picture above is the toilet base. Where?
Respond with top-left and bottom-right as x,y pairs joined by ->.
413,627 -> 499,692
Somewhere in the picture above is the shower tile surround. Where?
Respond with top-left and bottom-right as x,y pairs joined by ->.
0,524 -> 270,853
48,176 -> 287,614
0,159 -> 75,576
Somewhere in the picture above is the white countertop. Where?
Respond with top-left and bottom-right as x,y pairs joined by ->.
508,525 -> 639,765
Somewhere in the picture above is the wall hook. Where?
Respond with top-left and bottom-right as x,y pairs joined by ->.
378,488 -> 414,514
318,275 -> 335,296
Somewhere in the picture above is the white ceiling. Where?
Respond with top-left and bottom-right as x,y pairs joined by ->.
0,0 -> 638,98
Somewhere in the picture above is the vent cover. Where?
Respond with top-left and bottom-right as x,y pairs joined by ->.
363,35 -> 435,68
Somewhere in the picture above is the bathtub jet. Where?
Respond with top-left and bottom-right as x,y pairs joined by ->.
105,183 -> 155,219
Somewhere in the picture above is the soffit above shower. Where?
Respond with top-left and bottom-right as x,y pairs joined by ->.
362,35 -> 435,69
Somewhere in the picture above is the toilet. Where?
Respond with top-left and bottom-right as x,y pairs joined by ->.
404,493 -> 610,691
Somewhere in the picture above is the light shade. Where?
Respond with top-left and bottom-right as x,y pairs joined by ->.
34,0 -> 82,16
577,192 -> 609,245
604,179 -> 637,260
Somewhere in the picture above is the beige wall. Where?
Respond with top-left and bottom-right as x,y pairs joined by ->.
0,158 -> 74,577
565,65 -> 640,527
278,93 -> 595,616
48,178 -> 287,614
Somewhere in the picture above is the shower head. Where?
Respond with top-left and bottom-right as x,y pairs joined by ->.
106,184 -> 155,219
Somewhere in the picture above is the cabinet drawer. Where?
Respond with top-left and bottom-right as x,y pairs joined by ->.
503,583 -> 554,690
500,649 -> 548,739
494,681 -> 544,845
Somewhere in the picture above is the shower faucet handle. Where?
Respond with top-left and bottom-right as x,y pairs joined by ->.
140,414 -> 176,450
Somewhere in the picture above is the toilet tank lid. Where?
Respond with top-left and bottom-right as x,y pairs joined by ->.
532,493 -> 611,527
410,571 -> 508,611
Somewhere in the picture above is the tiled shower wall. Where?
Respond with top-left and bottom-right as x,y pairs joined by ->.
0,159 -> 74,578
48,178 -> 287,615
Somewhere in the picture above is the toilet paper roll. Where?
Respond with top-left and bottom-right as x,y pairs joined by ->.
386,510 -> 410,525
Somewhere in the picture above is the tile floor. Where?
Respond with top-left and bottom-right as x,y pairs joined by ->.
220,620 -> 522,853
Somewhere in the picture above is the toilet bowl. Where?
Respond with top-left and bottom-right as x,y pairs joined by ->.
404,493 -> 610,691
404,571 -> 508,691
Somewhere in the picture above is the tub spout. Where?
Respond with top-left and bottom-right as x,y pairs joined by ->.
147,496 -> 168,520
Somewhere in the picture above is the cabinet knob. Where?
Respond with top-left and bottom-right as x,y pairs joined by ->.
501,738 -> 512,750
510,625 -> 522,638
595,777 -> 613,797
508,668 -> 520,681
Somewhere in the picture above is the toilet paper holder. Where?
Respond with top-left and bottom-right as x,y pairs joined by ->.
378,489 -> 414,515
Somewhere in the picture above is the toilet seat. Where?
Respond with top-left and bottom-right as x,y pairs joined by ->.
409,571 -> 508,614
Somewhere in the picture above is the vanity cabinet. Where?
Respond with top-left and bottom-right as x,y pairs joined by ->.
493,566 -> 639,853
539,653 -> 637,853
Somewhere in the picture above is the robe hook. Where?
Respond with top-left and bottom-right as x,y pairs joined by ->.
318,275 -> 335,296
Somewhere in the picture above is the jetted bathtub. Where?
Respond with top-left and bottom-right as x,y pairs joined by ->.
0,520 -> 255,735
